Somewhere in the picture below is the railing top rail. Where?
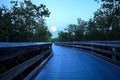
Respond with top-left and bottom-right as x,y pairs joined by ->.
56,41 -> 120,48
80,42 -> 120,48
91,40 -> 120,43
73,40 -> 120,43
0,42 -> 52,61
0,42 -> 52,48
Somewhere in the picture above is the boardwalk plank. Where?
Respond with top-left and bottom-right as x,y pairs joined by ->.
35,44 -> 120,80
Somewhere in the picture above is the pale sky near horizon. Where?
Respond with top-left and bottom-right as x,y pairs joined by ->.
0,0 -> 101,38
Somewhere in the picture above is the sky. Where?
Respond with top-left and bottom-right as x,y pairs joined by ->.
0,0 -> 101,38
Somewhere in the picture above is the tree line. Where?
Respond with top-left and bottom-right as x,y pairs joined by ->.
57,0 -> 120,41
0,0 -> 51,42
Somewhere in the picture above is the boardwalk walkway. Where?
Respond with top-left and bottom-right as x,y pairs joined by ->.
35,44 -> 120,80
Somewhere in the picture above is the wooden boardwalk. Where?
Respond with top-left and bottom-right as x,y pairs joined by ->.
35,44 -> 120,80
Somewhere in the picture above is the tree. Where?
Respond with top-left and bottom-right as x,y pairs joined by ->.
0,0 -> 51,42
0,6 -> 13,42
33,19 -> 51,41
94,0 -> 120,40
65,18 -> 87,41
58,31 -> 73,42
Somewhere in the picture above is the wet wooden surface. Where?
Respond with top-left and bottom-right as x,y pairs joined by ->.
35,44 -> 120,80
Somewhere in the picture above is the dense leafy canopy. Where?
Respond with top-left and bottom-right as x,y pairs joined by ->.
57,0 -> 120,41
0,0 -> 51,42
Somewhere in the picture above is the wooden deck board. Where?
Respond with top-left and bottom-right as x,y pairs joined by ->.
35,44 -> 120,80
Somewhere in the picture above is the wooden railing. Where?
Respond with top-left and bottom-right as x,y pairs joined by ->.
0,42 -> 52,80
56,41 -> 120,66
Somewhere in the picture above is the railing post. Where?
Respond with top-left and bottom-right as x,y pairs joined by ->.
72,43 -> 74,48
112,47 -> 116,61
91,44 -> 93,52
79,43 -> 81,49
41,47 -> 44,61
49,44 -> 52,54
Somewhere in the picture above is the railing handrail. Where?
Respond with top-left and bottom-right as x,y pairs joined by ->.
56,41 -> 120,66
0,42 -> 51,48
0,42 -> 52,61
57,41 -> 120,48
0,42 -> 52,80
72,40 -> 120,44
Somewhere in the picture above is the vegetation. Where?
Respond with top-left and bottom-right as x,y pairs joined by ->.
0,0 -> 120,42
0,0 -> 51,42
57,0 -> 120,41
